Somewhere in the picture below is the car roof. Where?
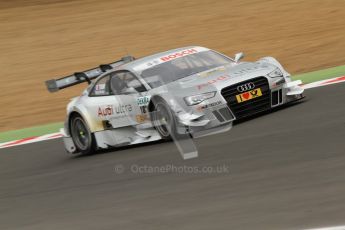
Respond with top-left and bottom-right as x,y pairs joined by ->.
120,46 -> 210,72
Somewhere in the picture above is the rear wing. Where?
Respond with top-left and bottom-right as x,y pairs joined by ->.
45,56 -> 135,93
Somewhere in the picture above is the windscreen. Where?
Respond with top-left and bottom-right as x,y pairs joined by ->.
141,50 -> 232,88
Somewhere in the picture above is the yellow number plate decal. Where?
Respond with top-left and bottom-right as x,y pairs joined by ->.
236,88 -> 263,103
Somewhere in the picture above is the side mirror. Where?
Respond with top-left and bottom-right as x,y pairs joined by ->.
123,87 -> 138,95
234,52 -> 244,62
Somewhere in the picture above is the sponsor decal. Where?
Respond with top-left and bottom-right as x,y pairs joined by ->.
98,104 -> 132,117
197,75 -> 229,90
98,105 -> 113,117
136,114 -> 148,123
236,88 -> 262,103
160,48 -> 198,62
233,65 -> 261,75
196,101 -> 222,111
137,96 -> 150,106
146,59 -> 161,67
133,47 -> 209,72
93,83 -> 107,95
237,82 -> 255,92
115,104 -> 132,114
199,66 -> 226,78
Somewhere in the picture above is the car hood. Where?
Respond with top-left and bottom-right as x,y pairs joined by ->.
172,62 -> 276,92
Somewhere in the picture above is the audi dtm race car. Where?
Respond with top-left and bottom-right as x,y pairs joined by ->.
45,46 -> 304,155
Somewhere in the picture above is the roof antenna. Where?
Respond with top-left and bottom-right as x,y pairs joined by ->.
122,47 -> 135,62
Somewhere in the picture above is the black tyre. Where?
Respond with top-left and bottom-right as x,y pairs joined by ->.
70,115 -> 96,155
151,100 -> 177,140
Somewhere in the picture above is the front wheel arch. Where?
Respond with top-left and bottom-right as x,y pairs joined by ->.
148,96 -> 164,113
149,96 -> 182,140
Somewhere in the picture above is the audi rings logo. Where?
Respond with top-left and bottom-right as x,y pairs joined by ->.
237,82 -> 255,92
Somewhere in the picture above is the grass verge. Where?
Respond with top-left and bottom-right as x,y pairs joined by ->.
292,65 -> 345,84
0,122 -> 63,143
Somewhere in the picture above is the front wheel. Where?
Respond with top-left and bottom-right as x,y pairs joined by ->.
70,115 -> 96,155
151,101 -> 175,140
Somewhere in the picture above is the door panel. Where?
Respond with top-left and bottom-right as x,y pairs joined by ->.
86,70 -> 151,130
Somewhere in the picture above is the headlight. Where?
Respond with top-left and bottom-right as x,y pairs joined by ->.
184,91 -> 217,106
267,68 -> 283,78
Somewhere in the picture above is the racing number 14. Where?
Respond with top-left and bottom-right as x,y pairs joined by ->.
236,88 -> 263,103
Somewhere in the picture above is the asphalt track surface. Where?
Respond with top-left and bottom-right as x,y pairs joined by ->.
1,83 -> 345,230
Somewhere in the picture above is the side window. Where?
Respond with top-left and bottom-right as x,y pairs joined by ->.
110,71 -> 146,95
90,75 -> 112,96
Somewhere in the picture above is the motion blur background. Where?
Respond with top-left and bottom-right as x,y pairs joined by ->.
0,0 -> 344,131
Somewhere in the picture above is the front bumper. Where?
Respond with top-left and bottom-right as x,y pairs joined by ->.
220,77 -> 304,119
221,76 -> 271,119
174,76 -> 304,137
176,101 -> 235,137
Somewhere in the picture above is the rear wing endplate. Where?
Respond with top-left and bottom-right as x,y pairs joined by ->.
45,56 -> 134,93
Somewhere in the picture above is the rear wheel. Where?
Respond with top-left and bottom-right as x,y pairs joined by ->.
70,115 -> 96,155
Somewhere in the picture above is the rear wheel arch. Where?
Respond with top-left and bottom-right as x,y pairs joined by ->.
68,108 -> 101,134
68,111 -> 83,135
68,111 -> 97,154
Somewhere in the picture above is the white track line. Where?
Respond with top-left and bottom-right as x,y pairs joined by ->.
0,76 -> 344,149
302,76 -> 345,89
304,225 -> 345,230
0,132 -> 62,149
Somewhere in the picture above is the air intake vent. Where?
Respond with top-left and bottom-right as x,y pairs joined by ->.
221,77 -> 271,119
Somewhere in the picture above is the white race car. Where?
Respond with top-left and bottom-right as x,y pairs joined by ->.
45,46 -> 304,155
